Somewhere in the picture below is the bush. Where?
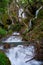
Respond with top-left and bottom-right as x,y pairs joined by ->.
0,50 -> 11,65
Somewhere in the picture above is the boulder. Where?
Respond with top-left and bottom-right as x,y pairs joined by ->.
3,43 -> 10,49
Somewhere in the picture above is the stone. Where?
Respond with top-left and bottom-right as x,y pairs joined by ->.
3,43 -> 10,49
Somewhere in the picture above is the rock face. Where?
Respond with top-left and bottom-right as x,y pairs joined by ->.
3,43 -> 10,49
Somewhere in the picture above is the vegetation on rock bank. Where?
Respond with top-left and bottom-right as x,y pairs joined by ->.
0,50 -> 11,65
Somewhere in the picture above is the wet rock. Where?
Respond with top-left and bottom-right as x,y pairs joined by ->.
3,43 -> 10,49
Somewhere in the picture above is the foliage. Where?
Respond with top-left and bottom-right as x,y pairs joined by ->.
38,9 -> 43,19
7,30 -> 12,35
0,0 -> 10,19
0,50 -> 11,65
0,0 -> 43,41
0,27 -> 6,36
0,0 -> 9,13
11,22 -> 22,32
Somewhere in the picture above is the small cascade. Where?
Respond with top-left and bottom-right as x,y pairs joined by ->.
29,19 -> 32,29
29,6 -> 43,29
5,45 -> 42,65
18,8 -> 23,17
2,32 -> 22,43
35,6 -> 43,19
18,8 -> 26,18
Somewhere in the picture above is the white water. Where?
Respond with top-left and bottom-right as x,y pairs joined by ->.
0,46 -> 3,49
1,6 -> 43,65
2,32 -> 22,42
5,45 -> 42,65
29,6 -> 43,28
35,6 -> 43,19
29,19 -> 32,29
18,8 -> 26,18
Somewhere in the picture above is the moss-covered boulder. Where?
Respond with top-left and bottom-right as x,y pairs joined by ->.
0,50 -> 11,65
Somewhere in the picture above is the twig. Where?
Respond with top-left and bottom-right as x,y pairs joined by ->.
25,56 -> 35,63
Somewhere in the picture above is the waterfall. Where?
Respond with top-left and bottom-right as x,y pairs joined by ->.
18,8 -> 26,18
29,19 -> 32,29
35,6 -> 43,19
2,32 -> 22,42
29,6 -> 43,29
19,8 -> 23,17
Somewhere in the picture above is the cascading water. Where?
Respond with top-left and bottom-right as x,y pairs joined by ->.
2,32 -> 22,42
0,5 -> 43,65
29,6 -> 43,28
29,19 -> 32,29
35,6 -> 43,19
5,45 -> 42,65
18,8 -> 26,18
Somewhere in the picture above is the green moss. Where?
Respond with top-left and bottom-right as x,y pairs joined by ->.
0,50 -> 11,65
0,27 -> 7,36
7,30 -> 12,35
11,22 -> 21,32
38,9 -> 43,19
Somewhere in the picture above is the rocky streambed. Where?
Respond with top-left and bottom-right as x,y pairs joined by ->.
0,43 -> 43,65
0,32 -> 43,65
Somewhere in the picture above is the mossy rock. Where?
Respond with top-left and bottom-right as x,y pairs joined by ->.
0,50 -> 11,65
38,8 -> 43,19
